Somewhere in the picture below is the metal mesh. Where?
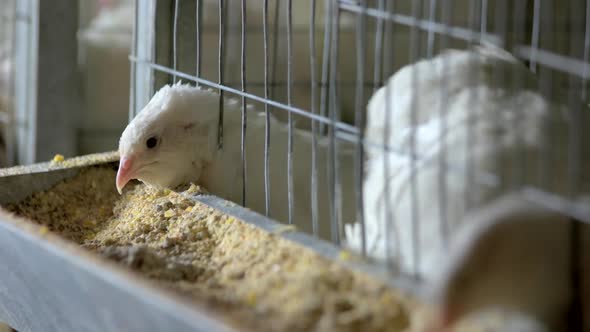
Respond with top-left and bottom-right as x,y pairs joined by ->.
130,0 -> 590,287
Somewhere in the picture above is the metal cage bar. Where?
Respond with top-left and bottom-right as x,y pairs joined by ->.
13,0 -> 78,164
263,0 -> 272,218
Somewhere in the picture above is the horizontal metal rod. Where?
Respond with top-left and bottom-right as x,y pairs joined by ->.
129,56 -> 359,135
515,45 -> 590,80
202,81 -> 381,88
339,2 -> 502,45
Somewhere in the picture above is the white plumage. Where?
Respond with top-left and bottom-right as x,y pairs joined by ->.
117,82 -> 355,239
363,44 -> 537,156
427,193 -> 588,331
345,43 -> 590,278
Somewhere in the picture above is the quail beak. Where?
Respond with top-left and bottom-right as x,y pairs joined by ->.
116,155 -> 135,194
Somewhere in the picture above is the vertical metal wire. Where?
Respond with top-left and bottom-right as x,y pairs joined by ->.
148,0 -> 155,98
480,0 -> 487,35
582,0 -> 590,190
565,16 -> 585,329
1,1 -> 16,166
512,0 -> 528,189
373,0 -> 385,91
535,0 -> 555,191
328,0 -> 342,244
438,0 -> 451,247
195,0 -> 202,87
217,0 -> 225,150
129,0 -> 139,121
286,0 -> 294,225
263,0 -> 271,217
426,0 -> 437,58
464,0 -> 480,211
270,0 -> 281,101
408,0 -> 422,278
240,0 -> 247,207
382,0 -> 396,272
319,0 -> 332,136
566,8 -> 584,329
355,0 -> 367,254
9,3 -> 15,166
530,0 -> 541,73
567,0 -> 583,199
582,0 -> 590,101
582,1 -> 590,200
309,0 -> 319,235
541,0 -> 556,192
494,0 -> 508,190
583,0 -> 590,101
172,0 -> 179,83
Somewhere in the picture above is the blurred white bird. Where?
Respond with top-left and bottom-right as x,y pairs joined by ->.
427,193 -> 588,331
363,43 -> 537,156
85,0 -> 134,38
345,43 -> 590,278
117,82 -> 355,239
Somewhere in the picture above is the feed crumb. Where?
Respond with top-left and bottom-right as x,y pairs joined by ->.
39,225 -> 49,235
272,224 -> 297,235
52,154 -> 65,163
186,183 -> 205,195
246,292 -> 257,306
339,250 -> 352,261
4,166 -> 485,332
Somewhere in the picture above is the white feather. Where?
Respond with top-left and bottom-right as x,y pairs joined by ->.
119,82 -> 355,240
364,43 -> 537,157
345,43 -> 590,278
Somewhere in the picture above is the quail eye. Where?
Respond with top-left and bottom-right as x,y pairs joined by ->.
146,136 -> 158,149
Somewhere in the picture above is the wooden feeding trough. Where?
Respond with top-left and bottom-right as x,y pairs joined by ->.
0,152 -> 420,332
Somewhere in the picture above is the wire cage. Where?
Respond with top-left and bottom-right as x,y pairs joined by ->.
130,0 -> 590,324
